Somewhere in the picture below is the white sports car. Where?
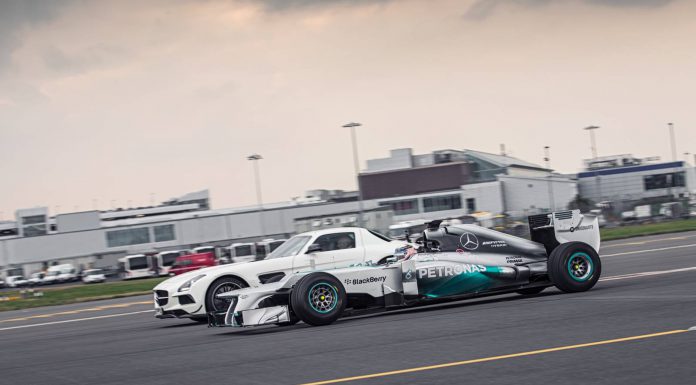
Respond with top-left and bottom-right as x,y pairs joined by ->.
153,227 -> 408,321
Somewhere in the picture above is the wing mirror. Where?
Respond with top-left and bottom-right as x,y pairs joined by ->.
385,256 -> 398,264
306,243 -> 322,254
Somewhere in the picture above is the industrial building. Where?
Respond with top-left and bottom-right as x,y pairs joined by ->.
577,154 -> 696,214
362,148 -> 578,220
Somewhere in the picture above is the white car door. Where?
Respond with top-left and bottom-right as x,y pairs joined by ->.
291,238 -> 335,273
328,230 -> 365,268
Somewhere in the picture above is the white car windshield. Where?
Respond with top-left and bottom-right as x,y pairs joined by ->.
266,236 -> 311,259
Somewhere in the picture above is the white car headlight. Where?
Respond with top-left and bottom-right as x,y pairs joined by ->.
178,274 -> 206,292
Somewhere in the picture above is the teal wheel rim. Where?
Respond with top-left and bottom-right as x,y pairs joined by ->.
567,252 -> 593,282
308,283 -> 338,313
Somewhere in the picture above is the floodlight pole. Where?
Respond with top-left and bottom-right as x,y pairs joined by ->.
247,154 -> 266,237
342,122 -> 364,228
544,146 -> 555,212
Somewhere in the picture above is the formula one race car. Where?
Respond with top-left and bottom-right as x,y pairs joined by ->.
208,210 -> 601,328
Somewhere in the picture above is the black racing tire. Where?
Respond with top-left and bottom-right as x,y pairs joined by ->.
548,242 -> 601,293
290,273 -> 347,326
205,276 -> 248,313
516,286 -> 547,295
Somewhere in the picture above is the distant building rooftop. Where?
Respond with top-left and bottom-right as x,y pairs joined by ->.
364,148 -> 549,174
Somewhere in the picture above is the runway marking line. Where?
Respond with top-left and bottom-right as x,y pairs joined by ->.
599,266 -> 696,282
0,310 -> 153,332
602,234 -> 696,248
300,329 -> 690,385
601,243 -> 696,258
0,300 -> 151,324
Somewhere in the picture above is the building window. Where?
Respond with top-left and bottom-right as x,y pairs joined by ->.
466,198 -> 476,212
644,172 -> 686,190
106,227 -> 150,247
423,195 -> 462,213
20,214 -> 48,237
381,199 -> 419,215
22,215 -> 46,225
154,224 -> 176,242
23,224 -> 47,237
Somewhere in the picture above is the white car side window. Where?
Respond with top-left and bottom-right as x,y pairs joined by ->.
314,232 -> 356,252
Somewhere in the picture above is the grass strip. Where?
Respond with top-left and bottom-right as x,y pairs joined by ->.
0,277 -> 166,312
601,218 -> 696,241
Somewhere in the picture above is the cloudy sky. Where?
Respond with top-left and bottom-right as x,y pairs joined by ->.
1,0 -> 695,217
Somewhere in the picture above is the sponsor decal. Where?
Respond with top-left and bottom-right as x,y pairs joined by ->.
482,240 -> 507,248
505,256 -> 523,264
344,276 -> 387,285
404,269 -> 414,280
349,261 -> 378,267
558,224 -> 594,233
459,232 -> 479,250
417,264 -> 487,279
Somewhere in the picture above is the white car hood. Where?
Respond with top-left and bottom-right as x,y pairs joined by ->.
153,261 -> 257,290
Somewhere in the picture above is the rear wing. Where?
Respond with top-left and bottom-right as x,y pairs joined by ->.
528,210 -> 600,254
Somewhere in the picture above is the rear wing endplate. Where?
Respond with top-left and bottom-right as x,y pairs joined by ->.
528,210 -> 600,254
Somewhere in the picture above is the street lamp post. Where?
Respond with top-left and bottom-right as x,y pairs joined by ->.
668,123 -> 677,161
247,153 -> 266,237
544,146 -> 555,212
584,125 -> 601,203
583,125 -> 599,159
342,122 -> 364,228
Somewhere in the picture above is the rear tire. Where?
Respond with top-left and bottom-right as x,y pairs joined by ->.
290,273 -> 346,326
205,276 -> 248,313
548,242 -> 601,293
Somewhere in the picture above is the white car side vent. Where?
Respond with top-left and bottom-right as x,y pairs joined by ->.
554,211 -> 573,220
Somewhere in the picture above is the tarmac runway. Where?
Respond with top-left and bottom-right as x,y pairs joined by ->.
1,231 -> 695,385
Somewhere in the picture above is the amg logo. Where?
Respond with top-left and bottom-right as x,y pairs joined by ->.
418,264 -> 487,279
344,276 -> 387,285
559,224 -> 594,233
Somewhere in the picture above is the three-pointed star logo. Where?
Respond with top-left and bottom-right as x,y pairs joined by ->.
459,232 -> 479,250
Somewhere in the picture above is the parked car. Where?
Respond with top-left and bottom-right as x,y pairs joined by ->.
118,254 -> 154,280
53,264 -> 79,283
168,251 -> 218,276
28,272 -> 46,286
82,269 -> 107,284
6,275 -> 29,288
226,242 -> 257,264
156,250 -> 187,276
153,227 -> 408,322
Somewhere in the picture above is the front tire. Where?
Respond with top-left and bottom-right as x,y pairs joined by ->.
290,273 -> 346,326
205,276 -> 248,313
548,242 -> 601,293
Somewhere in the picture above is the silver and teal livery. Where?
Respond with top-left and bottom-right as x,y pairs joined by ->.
208,210 -> 602,328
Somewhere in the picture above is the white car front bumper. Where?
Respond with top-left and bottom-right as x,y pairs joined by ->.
153,288 -> 205,318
